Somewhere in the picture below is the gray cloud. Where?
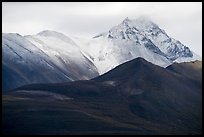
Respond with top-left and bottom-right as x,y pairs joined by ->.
2,2 -> 202,56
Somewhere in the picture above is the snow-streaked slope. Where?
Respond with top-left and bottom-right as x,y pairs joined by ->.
25,30 -> 99,80
2,32 -> 99,91
72,36 -> 119,74
2,33 -> 70,91
72,36 -> 172,75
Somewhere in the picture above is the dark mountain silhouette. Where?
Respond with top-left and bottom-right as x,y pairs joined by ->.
3,57 -> 202,135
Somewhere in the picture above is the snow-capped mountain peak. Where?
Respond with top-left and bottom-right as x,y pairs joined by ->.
94,17 -> 198,62
98,17 -> 161,41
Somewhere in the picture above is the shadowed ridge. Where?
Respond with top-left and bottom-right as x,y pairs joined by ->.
93,57 -> 164,82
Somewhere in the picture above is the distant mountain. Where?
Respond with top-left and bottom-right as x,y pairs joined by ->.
2,17 -> 201,91
2,32 -> 99,91
3,58 -> 202,135
77,16 -> 200,74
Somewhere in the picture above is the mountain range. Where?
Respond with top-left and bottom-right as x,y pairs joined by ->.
2,17 -> 202,135
2,17 -> 201,91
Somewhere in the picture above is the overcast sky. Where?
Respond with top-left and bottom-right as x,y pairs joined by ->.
2,2 -> 202,56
